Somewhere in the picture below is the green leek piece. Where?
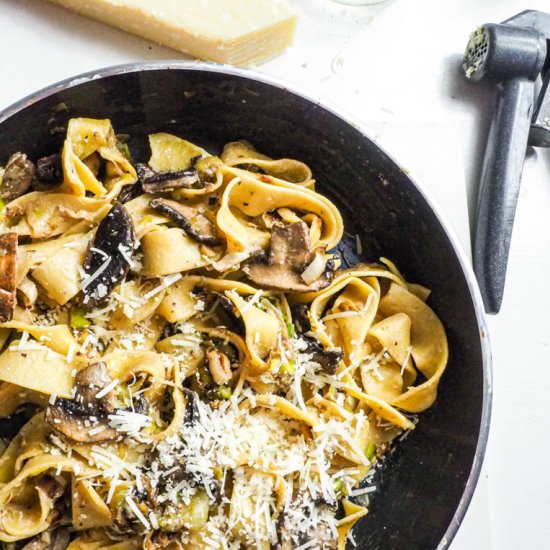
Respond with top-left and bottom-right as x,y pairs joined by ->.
365,441 -> 376,462
333,479 -> 345,493
286,322 -> 296,338
70,306 -> 90,329
279,360 -> 295,375
216,385 -> 232,400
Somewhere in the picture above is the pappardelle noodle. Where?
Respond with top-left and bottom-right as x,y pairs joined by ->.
0,119 -> 448,550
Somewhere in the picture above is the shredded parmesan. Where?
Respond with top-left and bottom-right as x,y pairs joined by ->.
118,243 -> 135,268
125,495 -> 150,530
66,342 -> 77,364
88,425 -> 107,436
349,485 -> 376,497
95,378 -> 119,399
148,511 -> 159,530
355,234 -> 363,255
322,310 -> 365,322
108,410 -> 151,436
400,345 -> 413,376
240,289 -> 262,313
142,273 -> 182,300
80,257 -> 112,291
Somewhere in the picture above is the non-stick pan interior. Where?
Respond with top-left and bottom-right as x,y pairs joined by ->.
0,65 -> 488,550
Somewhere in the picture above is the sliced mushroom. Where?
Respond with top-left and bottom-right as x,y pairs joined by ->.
133,393 -> 150,415
136,163 -> 201,193
118,180 -> 143,204
35,153 -> 63,190
301,339 -> 343,375
270,221 -> 311,268
73,362 -> 115,413
290,304 -> 311,334
45,398 -> 118,443
190,287 -> 244,334
206,348 -> 232,385
217,293 -> 245,334
149,198 -> 221,246
21,525 -> 70,550
0,152 -> 36,201
46,362 -> 118,443
183,388 -> 199,427
0,233 -> 17,322
37,474 -> 66,501
82,203 -> 136,309
244,222 -> 335,292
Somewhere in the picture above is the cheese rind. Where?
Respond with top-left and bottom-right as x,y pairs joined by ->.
46,0 -> 298,67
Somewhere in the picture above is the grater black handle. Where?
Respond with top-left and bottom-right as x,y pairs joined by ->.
474,77 -> 535,313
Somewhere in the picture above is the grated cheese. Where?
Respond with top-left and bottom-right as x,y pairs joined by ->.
348,485 -> 376,497
86,301 -> 118,319
19,331 -> 29,349
148,511 -> 159,530
142,273 -> 182,300
81,257 -> 112,291
90,247 -> 109,259
125,495 -> 150,530
66,342 -> 77,364
106,478 -> 119,504
118,243 -> 135,268
355,234 -> 363,256
108,410 -> 151,436
240,289 -> 263,313
88,425 -> 107,436
361,292 -> 374,311
95,378 -> 119,399
400,345 -> 413,376
322,310 -> 366,322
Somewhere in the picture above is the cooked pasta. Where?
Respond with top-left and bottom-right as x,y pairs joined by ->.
0,119 -> 448,550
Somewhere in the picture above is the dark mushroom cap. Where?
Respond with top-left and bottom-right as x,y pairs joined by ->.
149,198 -> 222,246
34,153 -> 64,190
290,304 -> 312,334
82,203 -> 136,309
75,362 -> 116,413
45,402 -> 118,443
301,338 -> 343,375
117,179 -> 143,204
136,163 -> 202,193
1,152 -> 36,201
244,222 -> 335,292
45,362 -> 118,443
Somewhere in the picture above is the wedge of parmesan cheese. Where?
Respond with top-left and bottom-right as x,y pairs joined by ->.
46,0 -> 298,67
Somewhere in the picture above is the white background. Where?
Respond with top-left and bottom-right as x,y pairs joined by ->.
2,0 -> 550,548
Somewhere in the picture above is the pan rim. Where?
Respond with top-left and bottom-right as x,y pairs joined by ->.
0,60 -> 492,549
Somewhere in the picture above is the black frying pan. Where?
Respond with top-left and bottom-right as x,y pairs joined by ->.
0,62 -> 491,550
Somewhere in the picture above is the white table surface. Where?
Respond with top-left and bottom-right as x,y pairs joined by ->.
2,0 -> 550,548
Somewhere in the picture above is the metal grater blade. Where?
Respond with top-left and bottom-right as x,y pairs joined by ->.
464,27 -> 489,80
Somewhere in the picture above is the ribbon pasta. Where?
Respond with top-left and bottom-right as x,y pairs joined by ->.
0,119 -> 448,549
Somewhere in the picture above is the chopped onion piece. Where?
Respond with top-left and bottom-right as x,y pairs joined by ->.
301,253 -> 327,285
